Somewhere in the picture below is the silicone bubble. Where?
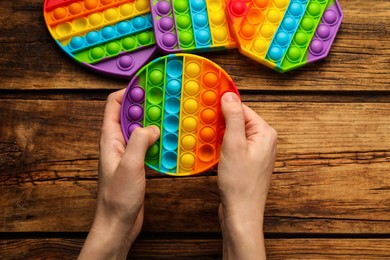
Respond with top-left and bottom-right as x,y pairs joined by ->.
43,0 -> 157,78
150,0 -> 237,53
227,0 -> 343,72
120,54 -> 240,176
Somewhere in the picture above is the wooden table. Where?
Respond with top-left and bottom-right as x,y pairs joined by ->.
1,0 -> 390,258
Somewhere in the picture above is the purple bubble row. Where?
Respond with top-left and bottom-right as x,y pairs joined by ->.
308,2 -> 343,62
120,75 -> 146,140
152,0 -> 179,52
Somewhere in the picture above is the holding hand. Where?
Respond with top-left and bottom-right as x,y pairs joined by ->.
218,92 -> 277,260
79,89 -> 160,260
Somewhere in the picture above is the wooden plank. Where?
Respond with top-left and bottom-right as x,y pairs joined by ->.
2,164 -> 390,233
265,239 -> 390,259
1,238 -> 390,259
1,99 -> 390,175
2,91 -> 390,104
0,1 -> 389,91
1,99 -> 390,233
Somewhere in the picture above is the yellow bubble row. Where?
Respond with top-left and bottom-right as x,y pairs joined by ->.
177,56 -> 203,173
50,0 -> 150,41
205,0 -> 236,47
250,0 -> 289,58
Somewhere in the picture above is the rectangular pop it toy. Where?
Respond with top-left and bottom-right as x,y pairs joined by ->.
227,0 -> 343,72
121,54 -> 240,176
44,0 -> 158,78
149,0 -> 237,53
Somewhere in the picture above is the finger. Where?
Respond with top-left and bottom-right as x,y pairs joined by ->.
100,89 -> 127,172
119,126 -> 160,172
101,89 -> 126,143
221,92 -> 247,148
242,104 -> 267,126
242,104 -> 277,147
242,104 -> 268,135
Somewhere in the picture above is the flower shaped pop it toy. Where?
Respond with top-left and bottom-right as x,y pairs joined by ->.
120,54 -> 240,176
227,0 -> 343,72
149,0 -> 237,53
44,0 -> 157,78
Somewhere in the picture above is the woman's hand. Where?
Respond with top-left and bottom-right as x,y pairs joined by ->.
79,89 -> 160,260
217,92 -> 277,260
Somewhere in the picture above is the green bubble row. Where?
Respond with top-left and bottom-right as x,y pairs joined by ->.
73,30 -> 155,64
173,0 -> 196,49
280,0 -> 329,70
143,59 -> 167,169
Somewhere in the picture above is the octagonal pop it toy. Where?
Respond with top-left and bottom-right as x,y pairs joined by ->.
227,0 -> 343,72
44,0 -> 157,78
149,0 -> 237,53
120,54 -> 239,176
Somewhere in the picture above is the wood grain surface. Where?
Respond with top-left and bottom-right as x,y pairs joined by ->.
1,0 -> 390,258
1,238 -> 390,259
0,0 -> 389,91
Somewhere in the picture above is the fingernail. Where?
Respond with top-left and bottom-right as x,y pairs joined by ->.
222,92 -> 239,102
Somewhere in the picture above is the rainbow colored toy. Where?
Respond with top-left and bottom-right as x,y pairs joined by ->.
149,0 -> 236,53
227,0 -> 343,72
120,54 -> 239,175
44,0 -> 157,78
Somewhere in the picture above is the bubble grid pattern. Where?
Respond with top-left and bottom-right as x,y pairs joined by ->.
44,0 -> 157,78
227,0 -> 343,72
63,14 -> 153,53
120,54 -> 240,176
150,0 -> 237,53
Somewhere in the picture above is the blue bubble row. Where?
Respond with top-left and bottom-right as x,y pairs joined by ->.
189,0 -> 212,47
159,56 -> 183,173
265,0 -> 309,64
63,14 -> 153,54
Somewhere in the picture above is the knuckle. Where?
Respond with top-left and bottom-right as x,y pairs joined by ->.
106,92 -> 116,103
262,124 -> 277,144
235,141 -> 248,151
268,126 -> 277,140
222,138 -> 247,153
118,156 -> 143,172
131,127 -> 148,139
228,105 -> 244,118
106,90 -> 123,104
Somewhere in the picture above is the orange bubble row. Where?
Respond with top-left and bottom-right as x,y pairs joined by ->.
176,55 -> 236,174
47,0 -> 150,41
46,0 -> 135,26
194,61 -> 221,170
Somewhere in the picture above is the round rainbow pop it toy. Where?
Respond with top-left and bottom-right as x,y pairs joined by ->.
227,0 -> 343,72
43,0 -> 157,78
120,54 -> 240,176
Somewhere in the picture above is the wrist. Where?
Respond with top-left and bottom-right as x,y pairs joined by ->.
222,219 -> 265,260
221,201 -> 265,227
78,210 -> 135,260
220,205 -> 266,260
93,210 -> 135,240
222,213 -> 264,240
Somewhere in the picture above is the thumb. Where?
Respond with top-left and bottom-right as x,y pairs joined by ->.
120,125 -> 160,171
220,92 -> 246,148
